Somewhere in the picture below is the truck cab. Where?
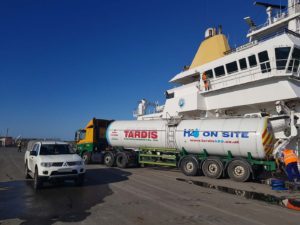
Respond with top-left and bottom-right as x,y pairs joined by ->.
75,118 -> 113,163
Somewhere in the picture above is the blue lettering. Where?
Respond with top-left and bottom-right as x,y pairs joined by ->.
222,132 -> 229,138
241,132 -> 249,138
211,131 -> 218,137
233,132 -> 239,138
184,129 -> 190,137
203,131 -> 210,137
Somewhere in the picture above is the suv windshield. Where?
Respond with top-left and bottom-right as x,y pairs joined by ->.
40,144 -> 74,155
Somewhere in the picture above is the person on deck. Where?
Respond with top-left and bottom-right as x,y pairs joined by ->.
202,72 -> 210,91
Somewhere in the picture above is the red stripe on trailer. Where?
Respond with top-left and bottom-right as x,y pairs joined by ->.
263,134 -> 272,146
262,129 -> 267,139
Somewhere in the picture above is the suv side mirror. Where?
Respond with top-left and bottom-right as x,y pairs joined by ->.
30,151 -> 37,156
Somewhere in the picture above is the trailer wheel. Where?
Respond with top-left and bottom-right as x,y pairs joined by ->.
116,152 -> 128,168
202,158 -> 223,179
180,156 -> 199,176
104,152 -> 115,167
227,160 -> 251,182
82,152 -> 91,164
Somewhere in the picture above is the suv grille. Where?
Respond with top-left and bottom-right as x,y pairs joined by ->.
52,162 -> 63,167
67,161 -> 77,166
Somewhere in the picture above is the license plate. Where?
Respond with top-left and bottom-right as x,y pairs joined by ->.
58,168 -> 72,172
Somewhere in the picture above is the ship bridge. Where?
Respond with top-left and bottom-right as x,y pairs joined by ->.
164,29 -> 300,117
136,0 -> 300,121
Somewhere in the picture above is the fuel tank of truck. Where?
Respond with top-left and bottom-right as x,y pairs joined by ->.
106,118 -> 274,159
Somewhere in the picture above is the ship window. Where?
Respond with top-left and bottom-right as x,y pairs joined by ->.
275,47 -> 291,70
258,51 -> 269,62
248,55 -> 257,67
226,61 -> 238,74
204,70 -> 214,79
214,66 -> 225,77
288,47 -> 300,73
191,74 -> 199,82
239,58 -> 247,70
258,51 -> 271,73
165,91 -> 174,99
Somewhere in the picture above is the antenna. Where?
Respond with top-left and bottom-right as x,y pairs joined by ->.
254,1 -> 286,10
254,1 -> 286,25
244,16 -> 256,28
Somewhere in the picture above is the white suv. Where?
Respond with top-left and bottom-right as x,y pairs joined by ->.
24,141 -> 86,190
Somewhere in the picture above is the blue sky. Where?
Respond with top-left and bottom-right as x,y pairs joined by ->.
0,0 -> 271,140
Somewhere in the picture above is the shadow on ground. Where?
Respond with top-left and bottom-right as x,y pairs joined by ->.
0,168 -> 131,225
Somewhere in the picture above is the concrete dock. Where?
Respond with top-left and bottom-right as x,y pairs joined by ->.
0,147 -> 299,225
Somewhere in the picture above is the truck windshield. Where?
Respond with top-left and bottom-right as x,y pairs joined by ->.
75,130 -> 86,141
40,144 -> 75,155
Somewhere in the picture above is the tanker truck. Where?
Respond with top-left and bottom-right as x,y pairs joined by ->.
76,117 -> 279,182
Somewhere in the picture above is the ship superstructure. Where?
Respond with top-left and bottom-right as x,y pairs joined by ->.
134,1 -> 300,150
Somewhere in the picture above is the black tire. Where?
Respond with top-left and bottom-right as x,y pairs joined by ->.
33,168 -> 42,190
82,152 -> 91,164
202,158 -> 223,179
104,152 -> 115,167
227,160 -> 251,182
75,174 -> 85,186
116,152 -> 128,168
25,162 -> 30,179
180,156 -> 199,176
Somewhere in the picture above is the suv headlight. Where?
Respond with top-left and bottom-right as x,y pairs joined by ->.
75,161 -> 83,166
41,162 -> 53,167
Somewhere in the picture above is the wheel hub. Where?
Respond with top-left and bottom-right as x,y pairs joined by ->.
208,164 -> 218,174
105,156 -> 111,163
186,162 -> 194,172
234,166 -> 245,177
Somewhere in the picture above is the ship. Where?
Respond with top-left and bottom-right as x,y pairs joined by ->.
133,0 -> 300,152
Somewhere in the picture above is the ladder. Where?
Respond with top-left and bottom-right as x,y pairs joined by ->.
166,126 -> 176,148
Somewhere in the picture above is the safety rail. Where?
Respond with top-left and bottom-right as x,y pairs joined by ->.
248,4 -> 298,34
225,29 -> 300,56
201,58 -> 300,93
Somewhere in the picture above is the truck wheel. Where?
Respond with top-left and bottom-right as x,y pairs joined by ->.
34,168 -> 43,190
104,152 -> 115,167
180,156 -> 199,176
202,158 -> 223,179
25,162 -> 30,179
82,152 -> 91,164
227,160 -> 251,182
116,152 -> 128,168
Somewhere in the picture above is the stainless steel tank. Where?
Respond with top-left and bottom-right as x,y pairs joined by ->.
106,118 -> 274,159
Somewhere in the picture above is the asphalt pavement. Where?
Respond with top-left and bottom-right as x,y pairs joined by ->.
0,147 -> 299,225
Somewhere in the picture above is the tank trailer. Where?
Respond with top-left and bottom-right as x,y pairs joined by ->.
75,117 -> 281,182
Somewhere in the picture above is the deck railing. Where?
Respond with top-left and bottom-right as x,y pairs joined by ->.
201,58 -> 300,93
248,4 -> 299,34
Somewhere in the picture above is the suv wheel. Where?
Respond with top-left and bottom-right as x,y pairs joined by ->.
34,168 -> 43,190
25,162 -> 30,179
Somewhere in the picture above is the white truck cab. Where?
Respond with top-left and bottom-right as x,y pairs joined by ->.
24,140 -> 85,190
